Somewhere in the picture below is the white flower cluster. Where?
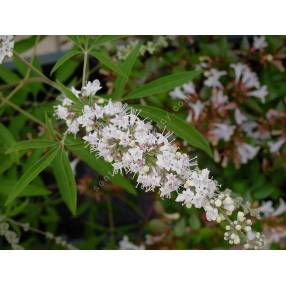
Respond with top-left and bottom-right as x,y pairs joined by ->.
0,35 -> 14,64
0,219 -> 23,250
253,36 -> 268,51
0,215 -> 76,250
45,232 -> 77,250
224,211 -> 263,249
169,61 -> 269,167
116,36 -> 174,60
55,79 -> 263,248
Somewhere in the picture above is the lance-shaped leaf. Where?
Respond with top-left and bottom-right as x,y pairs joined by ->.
124,70 -> 201,100
52,147 -> 77,215
0,179 -> 50,197
132,105 -> 212,157
66,137 -> 136,195
5,146 -> 59,206
6,139 -> 57,154
51,49 -> 81,75
90,49 -> 127,78
0,123 -> 18,164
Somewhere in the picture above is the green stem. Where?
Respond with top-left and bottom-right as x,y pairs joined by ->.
82,51 -> 88,88
0,93 -> 46,128
0,83 -> 23,108
13,51 -> 56,89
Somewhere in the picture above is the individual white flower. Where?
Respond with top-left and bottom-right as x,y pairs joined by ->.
231,63 -> 259,89
67,120 -> 80,134
238,143 -> 259,164
0,35 -> 14,64
211,89 -> 228,108
182,81 -> 196,94
248,85 -> 268,103
259,199 -> 286,218
204,205 -> 218,221
204,68 -> 226,88
268,137 -> 286,154
55,106 -> 69,120
222,196 -> 235,213
4,230 -> 19,245
188,169 -> 217,209
210,123 -> 235,143
176,189 -> 194,208
241,121 -> 268,140
82,79 -> 102,97
272,199 -> 286,217
169,87 -> 188,100
119,235 -> 145,250
187,100 -> 205,122
83,132 -> 98,145
234,109 -> 247,125
258,201 -> 274,217
253,36 -> 268,51
62,97 -> 73,107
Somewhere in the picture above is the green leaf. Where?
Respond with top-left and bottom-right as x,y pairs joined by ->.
51,49 -> 81,75
124,70 -> 201,100
0,65 -> 20,83
0,179 -> 50,197
67,35 -> 84,48
0,155 -> 14,174
113,42 -> 141,99
0,123 -> 17,148
0,123 -> 18,164
55,80 -> 83,106
45,113 -> 56,140
66,137 -> 136,195
147,219 -> 169,234
90,49 -> 127,78
174,218 -> 186,237
188,212 -> 201,230
6,139 -> 57,154
132,105 -> 212,157
5,146 -> 59,206
55,59 -> 80,82
92,36 -> 126,46
254,184 -> 275,199
52,147 -> 77,215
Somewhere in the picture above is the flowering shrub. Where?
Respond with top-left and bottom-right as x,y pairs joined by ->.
0,35 -> 285,250
167,36 -> 286,169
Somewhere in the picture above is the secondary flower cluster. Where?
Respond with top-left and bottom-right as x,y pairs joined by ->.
114,36 -> 175,60
0,215 -> 76,250
0,220 -> 22,250
0,35 -> 14,64
55,79 -> 263,249
169,37 -> 286,168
